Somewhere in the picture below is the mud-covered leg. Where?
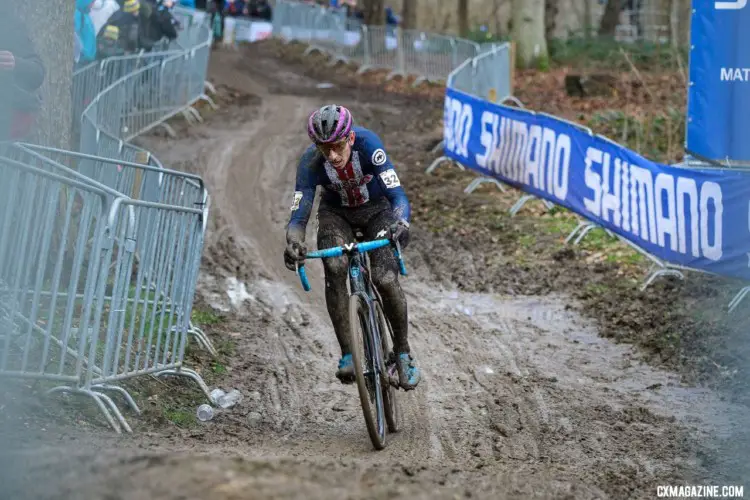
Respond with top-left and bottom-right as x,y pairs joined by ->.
366,210 -> 420,390
316,208 -> 355,362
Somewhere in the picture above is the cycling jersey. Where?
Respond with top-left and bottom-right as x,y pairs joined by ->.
287,126 -> 411,234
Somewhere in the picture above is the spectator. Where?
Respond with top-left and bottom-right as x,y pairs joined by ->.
89,0 -> 122,36
96,24 -> 126,58
208,0 -> 225,42
0,9 -> 45,142
178,0 -> 196,8
247,0 -> 272,21
103,0 -> 141,53
385,5 -> 399,26
75,0 -> 98,66
139,0 -> 179,50
224,0 -> 247,17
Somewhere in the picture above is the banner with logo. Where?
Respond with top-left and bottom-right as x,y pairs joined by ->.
445,87 -> 750,280
687,0 -> 750,163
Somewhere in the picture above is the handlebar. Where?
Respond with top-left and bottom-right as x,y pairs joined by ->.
296,238 -> 407,292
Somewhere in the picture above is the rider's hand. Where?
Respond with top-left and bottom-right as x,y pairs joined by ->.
0,51 -> 15,70
284,240 -> 307,271
389,219 -> 410,249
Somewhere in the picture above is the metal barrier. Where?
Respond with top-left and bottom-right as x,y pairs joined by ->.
0,6 -> 216,433
271,0 -> 480,86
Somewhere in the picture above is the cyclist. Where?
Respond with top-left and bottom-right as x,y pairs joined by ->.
283,104 -> 421,391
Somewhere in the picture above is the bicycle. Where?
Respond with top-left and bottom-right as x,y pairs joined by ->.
295,229 -> 408,450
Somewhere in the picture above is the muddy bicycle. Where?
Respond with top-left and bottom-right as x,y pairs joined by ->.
295,230 -> 407,450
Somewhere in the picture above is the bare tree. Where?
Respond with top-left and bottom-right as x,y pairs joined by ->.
363,0 -> 385,25
511,0 -> 548,68
599,0 -> 622,36
401,0 -> 417,31
16,1 -> 75,149
458,0 -> 469,37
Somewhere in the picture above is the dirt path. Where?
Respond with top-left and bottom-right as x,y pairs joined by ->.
0,45 -> 745,500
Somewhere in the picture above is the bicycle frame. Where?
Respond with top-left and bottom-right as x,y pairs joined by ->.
296,238 -> 407,382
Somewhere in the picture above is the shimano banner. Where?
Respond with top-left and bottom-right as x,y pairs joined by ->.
445,87 -> 750,280
687,0 -> 750,163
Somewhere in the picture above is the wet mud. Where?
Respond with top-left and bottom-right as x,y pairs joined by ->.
1,41 -> 747,500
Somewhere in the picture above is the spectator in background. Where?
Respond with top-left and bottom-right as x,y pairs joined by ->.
75,0 -> 98,66
224,0 -> 247,18
247,0 -> 272,21
96,24 -> 126,58
385,5 -> 399,26
178,0 -> 196,8
0,8 -> 45,142
89,0 -> 122,36
103,0 -> 142,53
138,0 -> 179,50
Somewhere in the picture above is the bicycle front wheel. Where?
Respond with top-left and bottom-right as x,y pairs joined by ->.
374,300 -> 400,433
349,294 -> 386,450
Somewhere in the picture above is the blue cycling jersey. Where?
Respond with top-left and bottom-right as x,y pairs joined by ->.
287,126 -> 411,233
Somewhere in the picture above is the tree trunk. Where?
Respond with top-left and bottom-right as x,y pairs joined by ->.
511,0 -> 547,68
545,0 -> 558,41
363,0 -> 385,25
598,0 -> 622,37
677,0 -> 691,48
583,0 -> 592,39
16,1 -> 75,149
458,0 -> 469,37
401,0 -> 417,30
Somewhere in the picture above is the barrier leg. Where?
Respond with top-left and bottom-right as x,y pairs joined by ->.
327,55 -> 349,67
574,224 -> 602,245
92,383 -> 142,415
430,140 -> 444,154
188,322 -> 218,356
303,45 -> 325,56
187,106 -> 204,123
204,81 -> 217,96
464,177 -> 506,194
199,93 -> 218,111
356,65 -> 373,75
565,220 -> 589,244
385,70 -> 406,81
641,267 -> 684,292
510,195 -> 554,216
155,366 -> 213,401
728,286 -> 750,313
46,386 -> 123,434
425,156 -> 464,174
158,122 -> 177,139
411,76 -> 427,88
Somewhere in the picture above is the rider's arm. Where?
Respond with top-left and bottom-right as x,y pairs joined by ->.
362,131 -> 412,223
286,145 -> 320,243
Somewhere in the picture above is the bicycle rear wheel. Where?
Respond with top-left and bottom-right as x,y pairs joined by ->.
349,294 -> 386,450
374,301 -> 400,433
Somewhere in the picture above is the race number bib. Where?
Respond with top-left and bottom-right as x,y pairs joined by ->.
379,169 -> 401,188
291,191 -> 303,211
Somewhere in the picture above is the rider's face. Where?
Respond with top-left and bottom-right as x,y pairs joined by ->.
317,131 -> 355,170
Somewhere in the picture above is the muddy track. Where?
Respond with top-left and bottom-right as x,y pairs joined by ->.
0,44 -> 745,500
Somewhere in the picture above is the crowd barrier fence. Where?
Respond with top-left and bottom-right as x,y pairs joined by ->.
0,7 -> 217,433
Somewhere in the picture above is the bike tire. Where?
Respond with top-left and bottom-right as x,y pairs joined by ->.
374,300 -> 401,433
348,294 -> 387,450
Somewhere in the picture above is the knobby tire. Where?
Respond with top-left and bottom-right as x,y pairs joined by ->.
349,294 -> 386,450
374,300 -> 400,433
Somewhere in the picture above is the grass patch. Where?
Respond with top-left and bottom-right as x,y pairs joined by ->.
191,307 -> 225,326
163,406 -> 197,428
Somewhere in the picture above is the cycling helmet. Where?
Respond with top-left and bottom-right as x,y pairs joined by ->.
307,104 -> 353,144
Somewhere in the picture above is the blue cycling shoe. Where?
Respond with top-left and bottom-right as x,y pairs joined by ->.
336,353 -> 355,384
396,353 -> 421,390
